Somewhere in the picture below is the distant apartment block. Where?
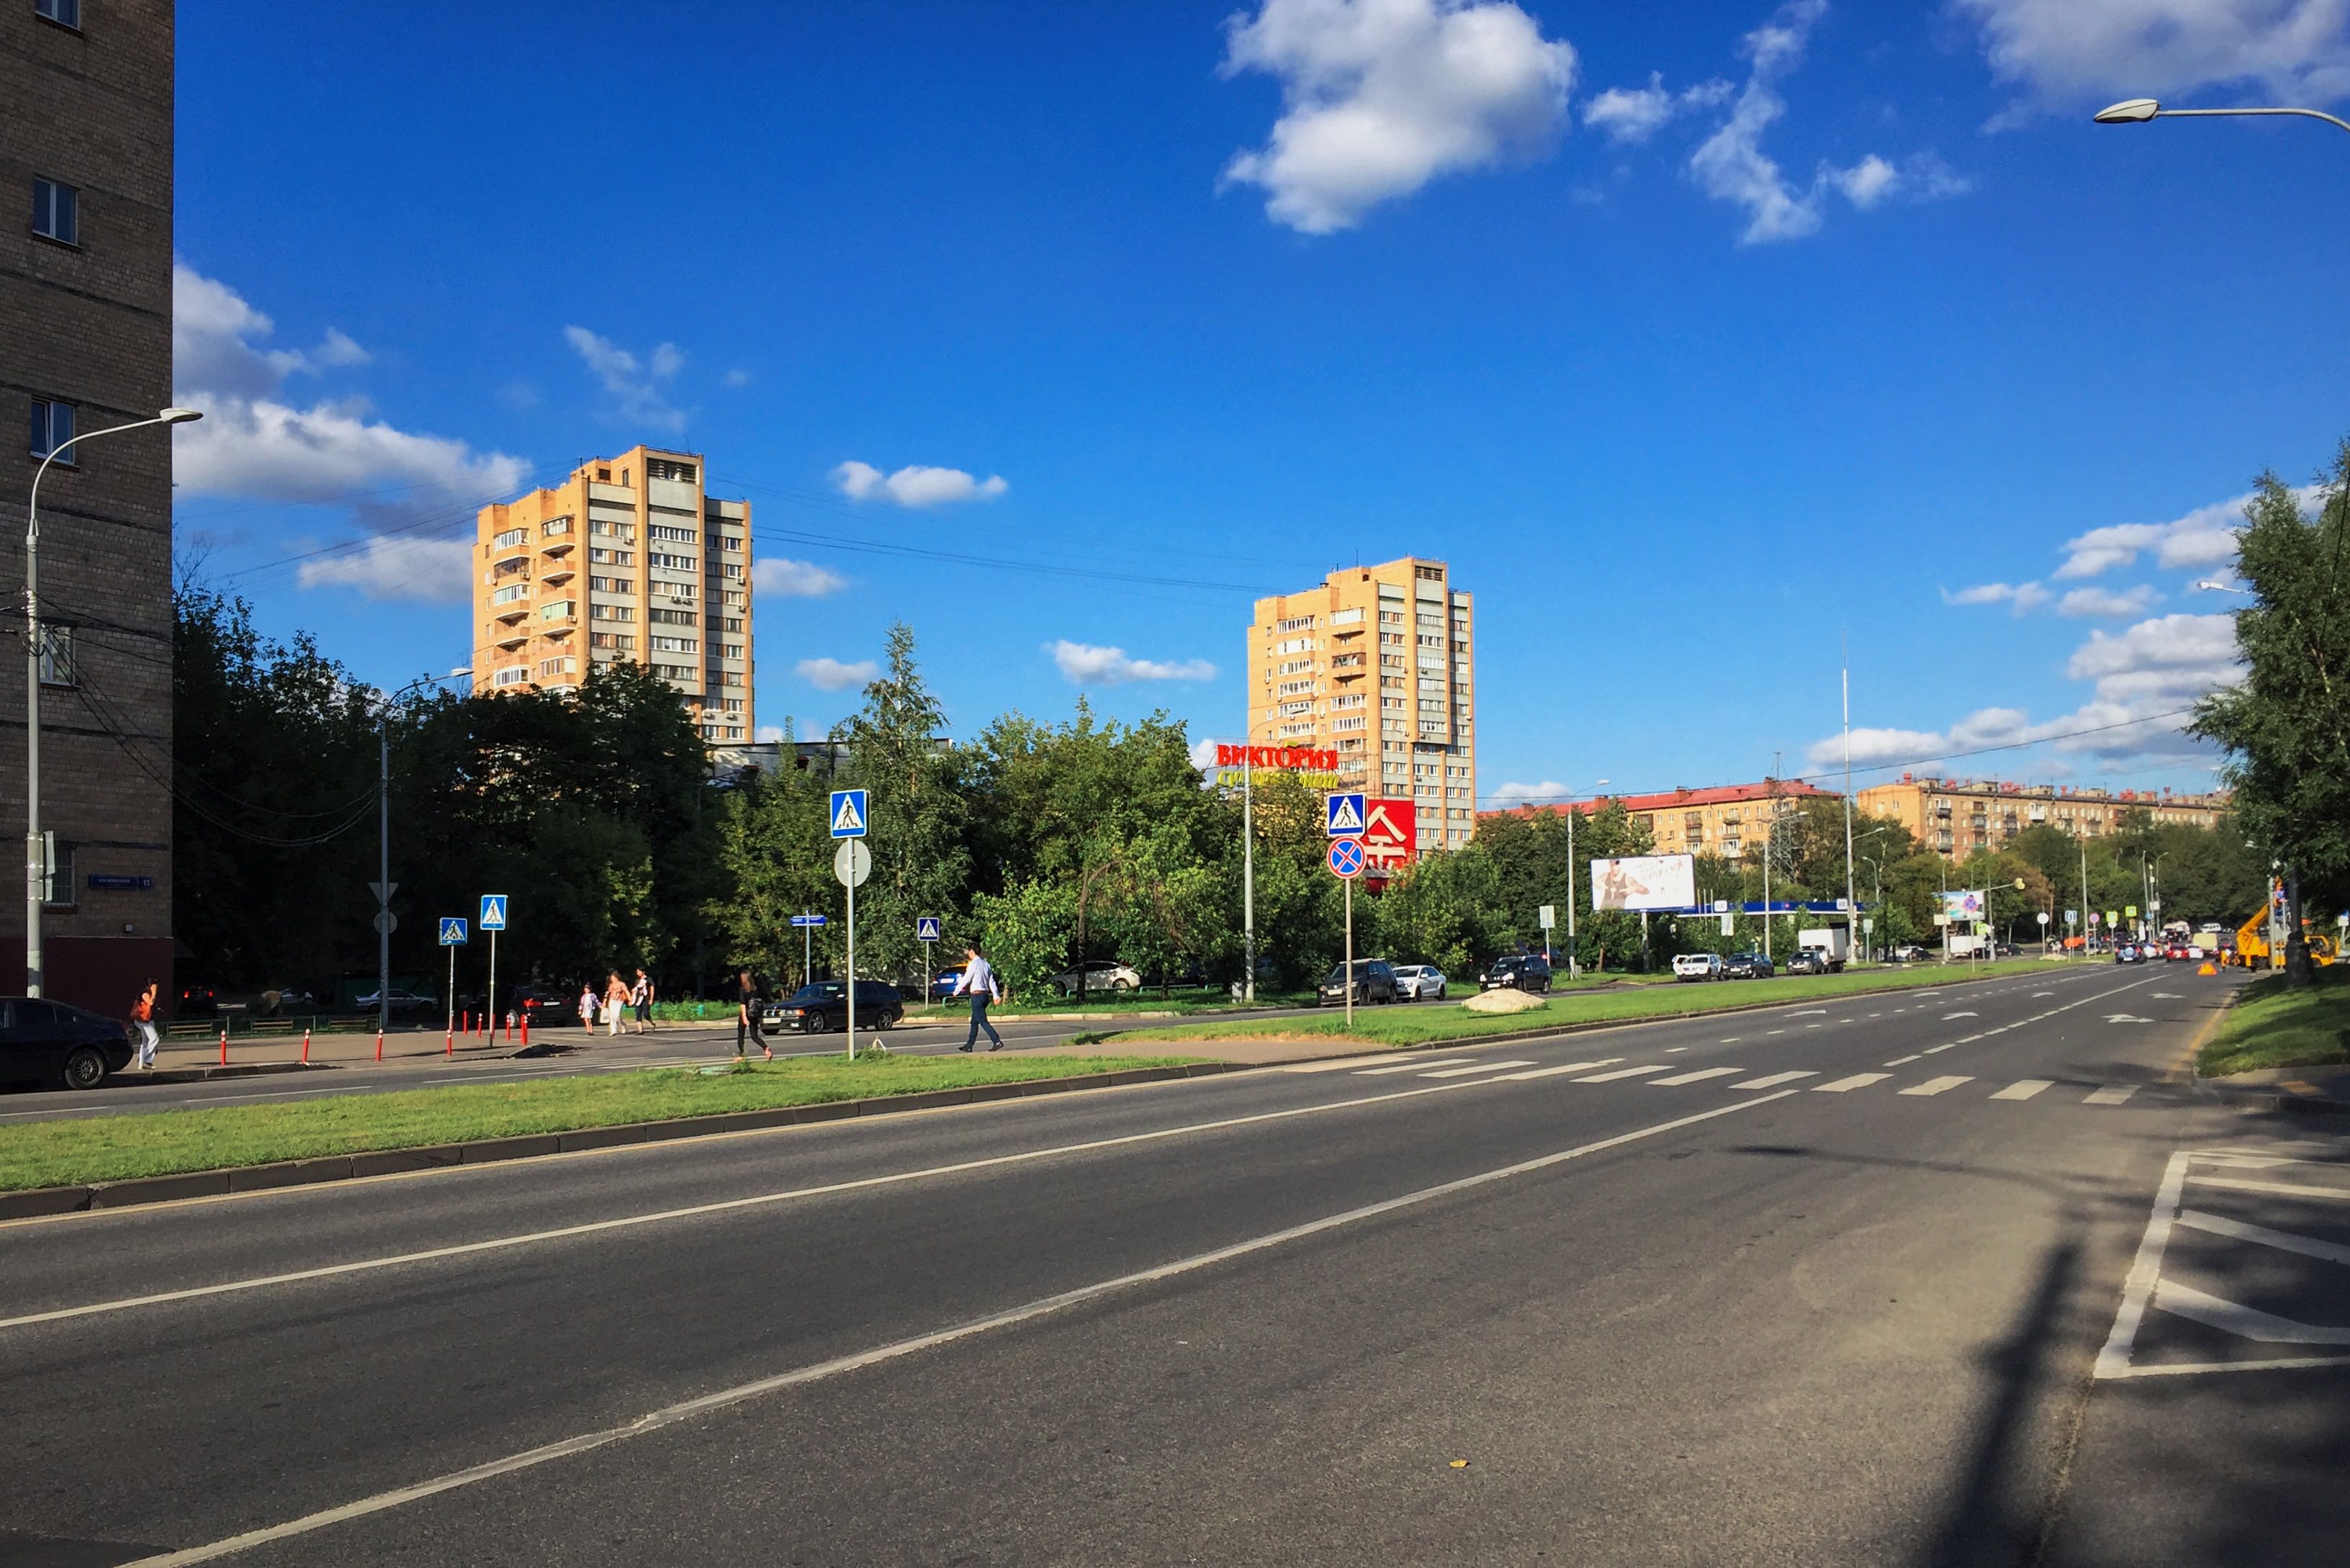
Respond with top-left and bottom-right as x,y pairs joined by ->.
1857,776 -> 2230,855
1486,780 -> 1835,861
1248,557 -> 1475,852
471,446 -> 754,743
0,0 -> 178,1009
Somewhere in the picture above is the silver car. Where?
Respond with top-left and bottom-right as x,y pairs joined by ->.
1391,964 -> 1449,1001
1048,960 -> 1140,997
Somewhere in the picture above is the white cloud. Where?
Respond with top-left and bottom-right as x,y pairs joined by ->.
293,534 -> 473,603
755,725 -> 786,744
170,261 -> 529,568
1686,3 -> 1968,243
1582,72 -> 1733,143
796,657 -> 880,692
830,460 -> 1008,508
564,326 -> 687,433
722,368 -> 753,388
752,557 -> 847,598
1189,736 -> 1223,772
1219,0 -> 1576,234
1048,640 -> 1217,685
1811,610 -> 2242,771
1943,580 -> 2051,613
1958,0 -> 2350,117
1487,779 -> 1569,808
2058,583 -> 2162,617
2053,487 -> 2305,578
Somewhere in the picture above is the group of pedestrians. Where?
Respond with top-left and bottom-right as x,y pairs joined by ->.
721,940 -> 1009,1063
577,968 -> 657,1035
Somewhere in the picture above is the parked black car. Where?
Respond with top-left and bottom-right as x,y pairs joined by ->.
0,997 -> 134,1091
1316,959 -> 1399,1006
1479,954 -> 1553,993
765,980 -> 904,1032
1722,952 -> 1775,979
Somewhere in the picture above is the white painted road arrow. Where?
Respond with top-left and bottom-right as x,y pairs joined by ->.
1943,1011 -> 1978,1020
2106,1014 -> 2153,1024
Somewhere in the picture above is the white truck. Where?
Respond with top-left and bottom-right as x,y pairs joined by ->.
1796,927 -> 1850,972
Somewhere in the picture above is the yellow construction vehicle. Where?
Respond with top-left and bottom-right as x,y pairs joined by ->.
2225,893 -> 2340,970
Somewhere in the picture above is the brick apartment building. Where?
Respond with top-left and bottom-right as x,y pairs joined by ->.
0,0 -> 178,1011
1855,775 -> 2230,856
1485,779 -> 1835,860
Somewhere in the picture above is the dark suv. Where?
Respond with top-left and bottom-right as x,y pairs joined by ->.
1479,954 -> 1553,993
1316,960 -> 1398,1006
1722,952 -> 1775,979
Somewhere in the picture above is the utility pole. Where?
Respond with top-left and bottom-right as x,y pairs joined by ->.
1241,747 -> 1256,1003
2079,837 -> 2089,957
1841,646 -> 1858,964
1565,802 -> 1577,980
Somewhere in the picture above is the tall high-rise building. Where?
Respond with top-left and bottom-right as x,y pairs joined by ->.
471,446 -> 755,743
1,0 -> 178,1008
1247,557 -> 1476,852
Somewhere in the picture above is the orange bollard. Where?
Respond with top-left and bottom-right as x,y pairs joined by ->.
521,1013 -> 530,1048
445,1027 -> 454,1058
300,1026 -> 312,1065
374,1029 -> 384,1063
218,1027 -> 228,1066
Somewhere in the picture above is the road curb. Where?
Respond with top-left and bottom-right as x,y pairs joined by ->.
0,1062 -> 1250,1220
132,1061 -> 341,1086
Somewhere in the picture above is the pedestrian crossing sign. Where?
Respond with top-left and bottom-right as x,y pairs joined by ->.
479,894 -> 508,931
830,789 -> 869,838
1325,793 -> 1366,837
917,916 -> 942,942
438,917 -> 468,946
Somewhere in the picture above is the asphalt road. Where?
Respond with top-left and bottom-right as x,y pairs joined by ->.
2,963 -> 2341,1567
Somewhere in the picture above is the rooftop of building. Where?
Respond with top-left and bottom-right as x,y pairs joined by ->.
1863,774 -> 2231,804
1483,778 -> 1837,820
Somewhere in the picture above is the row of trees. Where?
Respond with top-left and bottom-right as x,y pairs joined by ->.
175,588 -> 2277,1006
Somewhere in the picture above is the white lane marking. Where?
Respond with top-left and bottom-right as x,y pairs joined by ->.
1719,1037 -> 1740,1044
2174,1209 -> 2350,1266
2189,1176 -> 2350,1202
1766,1029 -> 1786,1036
1924,1045 -> 1958,1055
2153,1279 -> 2350,1345
1574,1065 -> 1673,1083
0,1066 -> 1649,1332
1789,1010 -> 1827,1017
1494,1060 -> 1617,1081
1666,1047 -> 1688,1053
1900,1076 -> 1973,1096
2097,1150 -> 2192,1380
1356,1058 -> 1475,1076
1422,1060 -> 1537,1079
1884,1055 -> 1922,1066
2151,992 -> 2183,999
1732,1071 -> 1817,1090
1814,1073 -> 1891,1093
117,1092 -> 1801,1568
1943,1011 -> 1977,1020
1649,1068 -> 1742,1086
1991,1081 -> 2053,1101
1283,1055 -> 1411,1074
1865,1012 -> 1881,1018
2085,1084 -> 2140,1106
1805,1024 -> 1822,1030
2033,991 -> 2053,997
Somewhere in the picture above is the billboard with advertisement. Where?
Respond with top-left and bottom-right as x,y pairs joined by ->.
1208,743 -> 1343,792
1589,853 -> 1696,912
1939,889 -> 1986,922
1360,797 -> 1416,868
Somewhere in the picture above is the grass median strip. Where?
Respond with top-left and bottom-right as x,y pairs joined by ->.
1075,959 -> 2076,1050
0,1054 -> 1199,1194
2199,966 -> 2350,1078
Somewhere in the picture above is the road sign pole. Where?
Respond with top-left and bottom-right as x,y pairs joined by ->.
1344,873 -> 1354,1032
804,910 -> 813,990
845,870 -> 856,1061
487,927 -> 497,1042
446,940 -> 456,1042
1242,749 -> 1255,1004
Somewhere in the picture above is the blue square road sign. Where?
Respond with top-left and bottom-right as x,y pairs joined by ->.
829,789 -> 869,839
438,917 -> 469,946
917,916 -> 942,942
1325,793 -> 1366,837
480,894 -> 508,932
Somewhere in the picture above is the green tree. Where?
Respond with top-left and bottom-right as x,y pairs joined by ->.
841,623 -> 971,986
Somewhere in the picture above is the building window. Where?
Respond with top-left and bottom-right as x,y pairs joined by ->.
492,667 -> 531,688
35,0 -> 82,28
37,626 -> 74,687
31,178 -> 78,245
30,397 -> 74,460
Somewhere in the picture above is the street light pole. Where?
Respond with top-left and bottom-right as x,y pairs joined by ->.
22,407 -> 201,996
2095,99 -> 2350,136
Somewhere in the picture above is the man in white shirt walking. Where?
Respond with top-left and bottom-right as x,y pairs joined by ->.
953,941 -> 1004,1053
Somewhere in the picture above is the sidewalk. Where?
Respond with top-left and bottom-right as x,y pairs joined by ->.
2199,1062 -> 2350,1116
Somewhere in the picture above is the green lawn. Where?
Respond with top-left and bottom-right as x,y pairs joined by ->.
1076,958 -> 2073,1050
0,1053 -> 1194,1193
2200,966 -> 2350,1078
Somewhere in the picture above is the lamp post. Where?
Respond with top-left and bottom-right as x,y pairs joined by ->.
23,407 -> 202,996
1563,778 -> 1606,980
374,670 -> 472,1035
2094,98 -> 2350,136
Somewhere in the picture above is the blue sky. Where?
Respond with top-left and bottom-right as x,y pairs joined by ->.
169,1 -> 2350,806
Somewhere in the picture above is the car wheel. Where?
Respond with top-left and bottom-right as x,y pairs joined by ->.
61,1045 -> 108,1091
1110,977 -> 1135,992
879,1009 -> 900,1029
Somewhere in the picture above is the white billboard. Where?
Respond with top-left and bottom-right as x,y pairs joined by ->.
1589,853 -> 1696,913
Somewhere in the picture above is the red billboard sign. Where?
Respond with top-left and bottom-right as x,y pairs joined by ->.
1361,797 -> 1416,868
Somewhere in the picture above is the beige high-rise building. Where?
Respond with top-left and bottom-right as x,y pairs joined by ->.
471,446 -> 754,743
1247,557 -> 1475,852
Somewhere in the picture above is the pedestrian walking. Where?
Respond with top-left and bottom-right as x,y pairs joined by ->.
734,967 -> 770,1061
631,968 -> 654,1035
603,972 -> 630,1037
953,941 -> 1004,1053
577,981 -> 596,1032
129,977 -> 159,1071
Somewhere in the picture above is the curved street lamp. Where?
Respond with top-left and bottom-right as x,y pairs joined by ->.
2095,98 -> 2350,135
24,407 -> 202,997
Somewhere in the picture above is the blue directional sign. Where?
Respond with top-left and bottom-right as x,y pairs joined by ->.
1327,837 -> 1367,879
479,894 -> 508,932
829,789 -> 869,839
1325,793 -> 1367,837
790,914 -> 829,929
916,915 -> 943,943
438,917 -> 469,946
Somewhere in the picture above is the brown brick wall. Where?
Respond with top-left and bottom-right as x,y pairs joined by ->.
0,0 -> 175,1015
